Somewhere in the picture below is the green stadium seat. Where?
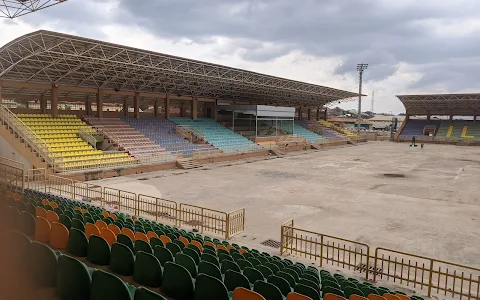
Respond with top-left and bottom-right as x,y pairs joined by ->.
221,259 -> 241,274
90,269 -> 136,300
322,286 -> 345,298
68,228 -> 89,257
225,269 -> 251,291
256,265 -> 274,278
344,286 -> 365,299
254,280 -> 284,300
117,233 -> 134,251
166,241 -> 181,256
198,260 -> 223,281
295,283 -> 321,300
87,235 -> 111,265
175,252 -> 198,277
265,262 -> 281,274
57,254 -> 93,300
268,274 -> 292,296
237,258 -> 254,270
134,287 -> 167,300
134,239 -> 153,255
277,271 -> 296,289
72,218 -> 85,232
183,247 -> 200,265
194,273 -> 231,300
154,245 -> 174,267
248,257 -> 262,266
298,278 -> 319,292
20,211 -> 35,236
109,242 -> 135,276
302,272 -> 320,285
133,251 -> 163,288
201,252 -> 220,267
150,237 -> 164,248
28,241 -> 58,287
161,262 -> 195,300
59,214 -> 72,229
244,266 -> 265,284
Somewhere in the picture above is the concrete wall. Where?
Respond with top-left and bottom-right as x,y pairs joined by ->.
0,133 -> 31,170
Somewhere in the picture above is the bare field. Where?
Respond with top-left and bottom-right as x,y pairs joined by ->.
92,142 -> 480,267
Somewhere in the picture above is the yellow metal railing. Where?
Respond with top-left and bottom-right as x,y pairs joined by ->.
280,219 -> 480,299
1,156 -> 245,240
280,219 -> 371,279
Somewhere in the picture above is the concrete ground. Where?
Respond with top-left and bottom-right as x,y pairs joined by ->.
92,142 -> 480,268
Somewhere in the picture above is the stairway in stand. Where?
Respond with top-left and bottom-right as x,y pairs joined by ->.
176,158 -> 202,169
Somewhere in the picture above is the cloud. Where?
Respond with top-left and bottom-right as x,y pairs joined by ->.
1,0 -> 480,113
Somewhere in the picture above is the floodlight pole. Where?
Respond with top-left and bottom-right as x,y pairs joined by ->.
356,63 -> 368,132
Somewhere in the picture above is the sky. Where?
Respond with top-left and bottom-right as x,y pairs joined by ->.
1,0 -> 480,114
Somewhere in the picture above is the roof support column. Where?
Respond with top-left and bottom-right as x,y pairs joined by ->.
39,94 -> 46,114
165,95 -> 170,120
134,93 -> 140,119
180,102 -> 186,117
154,100 -> 158,118
473,112 -> 477,123
123,98 -> 128,117
85,96 -> 91,116
308,108 -> 312,121
449,112 -> 453,121
298,106 -> 302,120
192,97 -> 198,120
96,89 -> 103,118
51,85 -> 59,118
324,108 -> 328,121
316,107 -> 320,121
426,111 -> 431,121
213,99 -> 217,120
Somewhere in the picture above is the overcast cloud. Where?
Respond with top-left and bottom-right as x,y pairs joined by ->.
1,0 -> 480,113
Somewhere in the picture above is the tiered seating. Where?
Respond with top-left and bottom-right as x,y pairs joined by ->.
436,121 -> 480,141
399,120 -> 441,137
319,120 -> 357,137
303,121 -> 344,138
171,117 -> 261,153
85,117 -> 168,158
17,114 -> 134,170
3,189 -> 422,300
289,123 -> 323,143
121,117 -> 217,156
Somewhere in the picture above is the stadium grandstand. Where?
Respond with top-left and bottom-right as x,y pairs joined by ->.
2,30 -> 479,300
395,93 -> 480,145
0,30 -> 359,175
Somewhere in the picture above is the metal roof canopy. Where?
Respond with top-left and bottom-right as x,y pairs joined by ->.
0,0 -> 68,19
397,93 -> 480,116
0,30 -> 359,107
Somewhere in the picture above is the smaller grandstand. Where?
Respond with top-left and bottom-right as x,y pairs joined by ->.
396,93 -> 480,145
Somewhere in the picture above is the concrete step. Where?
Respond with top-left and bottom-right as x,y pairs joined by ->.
176,158 -> 202,169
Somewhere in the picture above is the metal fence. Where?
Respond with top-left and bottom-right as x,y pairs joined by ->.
1,157 -> 245,240
280,219 -> 371,278
280,219 -> 480,299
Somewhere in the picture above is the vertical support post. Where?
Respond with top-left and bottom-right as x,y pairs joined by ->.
192,97 -> 198,120
51,85 -> 59,118
232,111 -> 235,132
123,98 -> 128,117
324,108 -> 328,121
225,210 -> 230,240
320,234 -> 324,267
154,100 -> 158,117
427,113 -> 431,121
427,259 -> 434,297
298,106 -> 302,120
134,93 -> 140,119
85,96 -> 91,116
308,108 -> 312,121
316,107 -> 320,121
213,99 -> 218,120
39,94 -> 46,113
96,89 -> 103,118
449,112 -> 453,121
165,95 -> 170,120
